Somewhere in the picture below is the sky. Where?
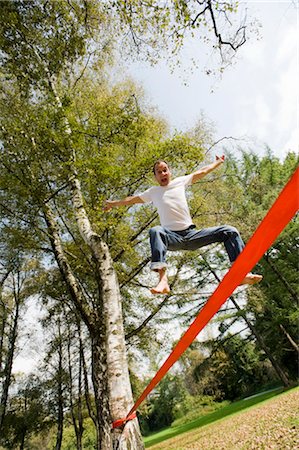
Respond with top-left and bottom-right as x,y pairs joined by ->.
126,0 -> 299,160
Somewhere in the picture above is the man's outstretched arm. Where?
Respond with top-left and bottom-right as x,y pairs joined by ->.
104,195 -> 144,212
191,155 -> 225,184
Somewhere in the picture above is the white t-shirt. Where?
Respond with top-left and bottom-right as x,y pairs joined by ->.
139,174 -> 194,231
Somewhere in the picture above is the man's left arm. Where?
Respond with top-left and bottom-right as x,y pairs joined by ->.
191,155 -> 225,183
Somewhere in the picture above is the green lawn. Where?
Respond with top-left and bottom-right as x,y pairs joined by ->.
144,386 -> 286,448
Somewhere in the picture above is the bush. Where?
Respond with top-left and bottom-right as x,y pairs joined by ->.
171,395 -> 230,427
147,374 -> 187,431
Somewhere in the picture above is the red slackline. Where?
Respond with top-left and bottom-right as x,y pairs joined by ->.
112,412 -> 137,429
112,167 -> 299,428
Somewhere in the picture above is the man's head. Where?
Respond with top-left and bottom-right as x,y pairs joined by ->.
153,160 -> 171,186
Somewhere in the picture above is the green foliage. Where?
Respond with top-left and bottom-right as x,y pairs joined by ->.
194,334 -> 279,401
146,374 -> 187,432
223,149 -> 298,238
0,375 -> 51,449
171,395 -> 230,427
222,150 -> 299,380
0,0 -> 109,93
45,417 -> 96,450
108,1 -> 246,70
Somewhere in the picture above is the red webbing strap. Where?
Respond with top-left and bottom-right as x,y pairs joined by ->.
112,412 -> 137,429
125,167 -> 299,419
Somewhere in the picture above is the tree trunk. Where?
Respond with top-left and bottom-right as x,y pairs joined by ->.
71,177 -> 144,449
0,302 -> 7,373
43,204 -> 92,331
264,254 -> 298,303
67,320 -> 84,450
229,296 -> 290,386
279,324 -> 299,354
0,281 -> 20,432
43,203 -> 112,449
100,241 -> 144,449
55,321 -> 64,450
19,429 -> 26,450
0,270 -> 11,371
91,331 -> 112,449
77,324 -> 84,450
81,332 -> 98,427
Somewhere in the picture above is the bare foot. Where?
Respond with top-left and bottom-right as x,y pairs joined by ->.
150,280 -> 170,295
241,273 -> 263,286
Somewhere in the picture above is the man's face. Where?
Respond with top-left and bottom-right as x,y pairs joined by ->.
154,162 -> 171,186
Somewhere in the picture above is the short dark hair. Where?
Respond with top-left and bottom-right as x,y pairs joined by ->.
153,160 -> 170,174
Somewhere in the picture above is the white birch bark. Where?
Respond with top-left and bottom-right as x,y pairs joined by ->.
43,204 -> 91,328
43,203 -> 112,449
71,178 -> 144,449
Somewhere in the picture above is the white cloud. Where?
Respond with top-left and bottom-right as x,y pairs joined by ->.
255,95 -> 271,128
271,23 -> 299,155
276,26 -> 298,65
276,62 -> 297,128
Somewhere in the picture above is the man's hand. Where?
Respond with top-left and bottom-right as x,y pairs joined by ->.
191,154 -> 225,183
103,200 -> 114,212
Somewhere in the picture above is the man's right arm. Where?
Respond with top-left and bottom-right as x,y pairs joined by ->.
104,195 -> 144,212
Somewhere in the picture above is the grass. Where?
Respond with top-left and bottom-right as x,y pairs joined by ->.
146,387 -> 299,450
144,386 -> 286,448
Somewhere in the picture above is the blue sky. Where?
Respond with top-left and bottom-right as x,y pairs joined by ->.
126,1 -> 298,159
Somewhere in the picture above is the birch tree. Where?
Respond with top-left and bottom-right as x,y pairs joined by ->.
0,258 -> 38,437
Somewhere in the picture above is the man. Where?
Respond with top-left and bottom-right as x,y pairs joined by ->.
104,156 -> 263,294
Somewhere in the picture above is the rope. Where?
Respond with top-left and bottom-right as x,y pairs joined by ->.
112,167 -> 299,428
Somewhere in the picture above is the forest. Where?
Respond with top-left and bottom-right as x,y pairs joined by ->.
0,1 -> 298,449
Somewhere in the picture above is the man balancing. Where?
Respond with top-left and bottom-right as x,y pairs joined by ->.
104,156 -> 263,294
